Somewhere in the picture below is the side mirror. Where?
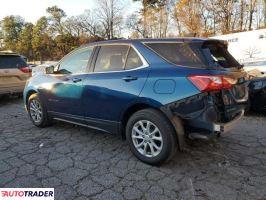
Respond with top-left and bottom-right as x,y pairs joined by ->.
45,65 -> 55,74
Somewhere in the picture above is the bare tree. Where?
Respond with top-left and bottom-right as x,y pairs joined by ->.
78,10 -> 104,37
244,46 -> 261,58
157,0 -> 170,37
264,0 -> 266,26
63,16 -> 83,37
198,0 -> 213,34
215,0 -> 236,34
248,0 -> 258,30
240,0 -> 245,31
96,0 -> 123,40
172,0 -> 203,37
126,14 -> 145,37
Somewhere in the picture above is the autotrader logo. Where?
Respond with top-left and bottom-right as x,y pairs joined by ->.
0,188 -> 54,200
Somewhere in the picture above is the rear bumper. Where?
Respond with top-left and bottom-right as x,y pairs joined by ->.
0,85 -> 25,95
190,109 -> 244,133
163,92 -> 247,134
213,110 -> 244,133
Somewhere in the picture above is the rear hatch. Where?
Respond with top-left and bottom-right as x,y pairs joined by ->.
0,54 -> 31,91
145,40 -> 248,121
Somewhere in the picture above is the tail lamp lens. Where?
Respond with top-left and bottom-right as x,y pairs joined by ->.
19,66 -> 31,73
188,75 -> 233,92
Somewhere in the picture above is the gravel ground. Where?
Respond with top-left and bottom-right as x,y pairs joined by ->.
0,97 -> 266,200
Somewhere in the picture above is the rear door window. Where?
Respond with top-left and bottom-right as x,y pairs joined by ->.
94,45 -> 129,72
145,42 -> 240,69
0,55 -> 27,69
125,47 -> 143,70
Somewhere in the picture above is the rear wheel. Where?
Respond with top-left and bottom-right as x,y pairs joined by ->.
126,108 -> 178,165
28,93 -> 51,127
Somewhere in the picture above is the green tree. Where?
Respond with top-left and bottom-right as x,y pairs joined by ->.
32,17 -> 53,62
16,23 -> 33,60
1,15 -> 24,51
0,27 -> 4,50
53,33 -> 79,59
46,6 -> 66,35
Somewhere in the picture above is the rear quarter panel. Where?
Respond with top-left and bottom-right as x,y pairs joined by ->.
139,64 -> 203,106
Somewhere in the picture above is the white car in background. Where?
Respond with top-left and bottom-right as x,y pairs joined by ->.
32,62 -> 57,76
243,60 -> 266,78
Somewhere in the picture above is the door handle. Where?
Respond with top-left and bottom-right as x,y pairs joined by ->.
122,76 -> 138,82
72,78 -> 82,83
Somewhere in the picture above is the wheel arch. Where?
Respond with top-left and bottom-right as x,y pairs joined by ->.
120,99 -> 168,140
120,99 -> 185,151
25,89 -> 38,110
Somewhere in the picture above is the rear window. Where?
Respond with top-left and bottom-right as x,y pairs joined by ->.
145,42 -> 240,69
0,55 -> 27,69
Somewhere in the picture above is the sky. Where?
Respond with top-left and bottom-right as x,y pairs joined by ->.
0,0 -> 138,24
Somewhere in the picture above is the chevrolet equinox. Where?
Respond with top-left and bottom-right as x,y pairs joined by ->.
24,39 -> 248,165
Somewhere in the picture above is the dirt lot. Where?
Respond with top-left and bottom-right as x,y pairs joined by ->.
0,97 -> 266,200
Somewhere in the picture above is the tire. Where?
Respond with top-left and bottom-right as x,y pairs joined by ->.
28,93 -> 51,127
244,98 -> 251,115
126,108 -> 178,165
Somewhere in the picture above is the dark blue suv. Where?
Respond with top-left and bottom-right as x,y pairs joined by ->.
24,39 -> 248,165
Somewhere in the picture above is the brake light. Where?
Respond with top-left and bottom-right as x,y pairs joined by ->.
188,75 -> 233,92
19,66 -> 31,73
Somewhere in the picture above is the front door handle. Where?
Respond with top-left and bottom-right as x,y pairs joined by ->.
72,78 -> 82,83
122,76 -> 138,82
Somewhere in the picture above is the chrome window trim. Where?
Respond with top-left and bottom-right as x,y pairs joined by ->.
54,43 -> 149,75
89,43 -> 149,74
142,41 -> 184,44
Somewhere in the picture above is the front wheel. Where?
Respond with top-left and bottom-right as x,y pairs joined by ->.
28,93 -> 51,127
126,108 -> 178,165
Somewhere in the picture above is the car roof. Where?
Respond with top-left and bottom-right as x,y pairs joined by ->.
81,37 -> 215,47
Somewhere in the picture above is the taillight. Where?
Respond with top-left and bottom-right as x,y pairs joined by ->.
19,66 -> 31,73
188,75 -> 233,92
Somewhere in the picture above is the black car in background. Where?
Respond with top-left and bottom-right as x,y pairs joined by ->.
248,77 -> 266,112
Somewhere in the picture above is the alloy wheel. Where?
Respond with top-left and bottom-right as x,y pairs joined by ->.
131,120 -> 163,158
29,99 -> 43,123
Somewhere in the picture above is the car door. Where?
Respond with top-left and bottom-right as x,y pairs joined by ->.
42,46 -> 94,123
82,44 -> 150,133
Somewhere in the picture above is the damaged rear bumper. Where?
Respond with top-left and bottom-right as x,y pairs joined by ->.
163,90 -> 247,135
188,109 -> 244,133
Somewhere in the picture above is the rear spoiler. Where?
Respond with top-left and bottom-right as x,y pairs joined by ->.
202,39 -> 229,48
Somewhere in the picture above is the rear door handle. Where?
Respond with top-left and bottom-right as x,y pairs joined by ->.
122,76 -> 138,82
72,78 -> 82,83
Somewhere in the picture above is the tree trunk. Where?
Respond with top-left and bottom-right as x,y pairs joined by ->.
249,10 -> 254,30
248,0 -> 257,30
240,0 -> 244,31
110,0 -> 114,39
143,0 -> 148,38
264,0 -> 266,26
